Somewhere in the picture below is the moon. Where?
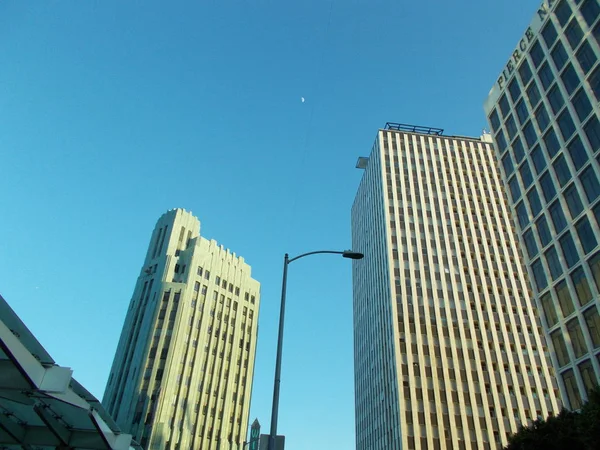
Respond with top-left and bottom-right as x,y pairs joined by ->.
301,97 -> 305,103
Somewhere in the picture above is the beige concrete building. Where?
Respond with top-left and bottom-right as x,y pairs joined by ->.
351,124 -> 560,450
484,0 -> 600,410
103,209 -> 260,450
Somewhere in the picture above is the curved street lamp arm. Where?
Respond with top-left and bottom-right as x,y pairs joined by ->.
287,250 -> 345,264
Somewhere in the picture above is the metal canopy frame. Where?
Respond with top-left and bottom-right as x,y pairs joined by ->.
384,122 -> 444,136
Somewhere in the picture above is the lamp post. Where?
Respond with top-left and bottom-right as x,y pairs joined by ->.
267,250 -> 364,450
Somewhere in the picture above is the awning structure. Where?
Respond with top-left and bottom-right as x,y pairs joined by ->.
0,295 -> 141,450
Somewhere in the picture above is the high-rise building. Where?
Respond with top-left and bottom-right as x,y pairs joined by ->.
103,209 -> 260,450
351,123 -> 560,450
484,0 -> 600,410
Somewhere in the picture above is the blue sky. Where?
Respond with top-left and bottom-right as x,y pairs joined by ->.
0,0 -> 541,448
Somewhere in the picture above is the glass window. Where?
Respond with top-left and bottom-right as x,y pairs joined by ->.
558,111 -> 576,140
561,63 -> 580,95
540,292 -> 559,326
528,187 -> 543,217
555,0 -> 573,26
571,266 -> 593,305
589,251 -> 600,291
531,144 -> 547,174
580,360 -> 598,393
566,18 -> 584,50
520,161 -> 534,188
561,231 -> 580,267
595,21 -> 600,46
523,229 -> 539,258
523,121 -> 538,148
554,155 -> 572,186
581,0 -> 600,27
516,201 -> 529,229
572,89 -> 593,122
580,166 -> 600,202
576,40 -> 597,74
588,66 -> 600,100
548,85 -> 565,114
535,104 -> 551,131
568,135 -> 589,170
557,281 -> 575,316
551,40 -> 569,70
562,369 -> 583,409
539,63 -> 555,90
537,214 -> 553,247
508,78 -> 521,102
584,115 -> 600,152
515,99 -> 529,125
594,202 -> 600,226
513,137 -> 525,163
540,171 -> 557,201
489,109 -> 500,131
546,246 -> 563,280
499,94 -> 510,117
567,318 -> 587,357
530,41 -> 545,68
550,200 -> 568,232
543,20 -> 559,47
519,60 -> 533,86
532,258 -> 548,291
565,184 -> 584,218
502,153 -> 514,176
527,82 -> 541,107
583,306 -> 600,347
506,114 -> 518,140
576,217 -> 598,253
551,331 -> 569,367
509,176 -> 521,201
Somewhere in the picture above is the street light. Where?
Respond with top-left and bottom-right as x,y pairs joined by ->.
267,249 -> 364,450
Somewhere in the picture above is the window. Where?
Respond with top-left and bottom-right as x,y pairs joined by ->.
595,21 -> 600,46
216,276 -> 221,285
562,370 -> 583,410
572,89 -> 592,122
540,171 -> 557,201
551,331 -> 569,367
519,60 -> 533,86
564,184 -> 584,218
554,155 -> 572,186
561,232 -> 580,268
546,246 -> 563,280
509,176 -> 521,201
516,202 -> 529,229
584,115 -> 600,152
584,306 -> 600,347
571,266 -> 593,305
582,0 -> 600,27
535,104 -> 551,131
531,258 -> 548,291
520,161 -> 534,188
555,0 -> 572,26
540,292 -> 559,326
194,281 -> 200,292
489,109 -> 500,131
495,129 -> 507,152
502,153 -> 514,176
531,145 -> 547,174
523,229 -> 539,258
549,200 -> 568,232
580,360 -> 597,393
548,85 -> 565,114
551,40 -> 569,70
580,166 -> 600,202
576,217 -> 598,253
566,19 -> 584,50
515,100 -> 529,125
544,127 -> 561,158
527,82 -> 541,107
205,270 -> 210,280
588,66 -> 600,100
530,41 -> 545,68
558,111 -> 576,140
528,187 -> 543,217
589,251 -> 600,290
561,63 -> 580,94
576,40 -> 597,74
513,137 -> 525,162
538,63 -> 554,90
499,94 -> 510,117
557,281 -> 575,317
543,20 -> 559,47
523,121 -> 538,147
506,114 -> 518,140
508,79 -> 521,102
567,319 -> 587,357
567,136 -> 589,170
537,215 -> 553,247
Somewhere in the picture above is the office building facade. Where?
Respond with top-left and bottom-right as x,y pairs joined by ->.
103,209 -> 260,450
351,124 -> 560,450
484,0 -> 600,409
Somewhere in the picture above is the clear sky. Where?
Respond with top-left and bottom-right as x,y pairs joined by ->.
0,0 -> 542,448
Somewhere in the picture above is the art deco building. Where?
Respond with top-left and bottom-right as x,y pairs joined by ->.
103,209 -> 260,450
351,123 -> 560,450
484,0 -> 600,409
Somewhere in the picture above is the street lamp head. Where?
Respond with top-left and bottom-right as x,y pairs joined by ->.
342,250 -> 364,260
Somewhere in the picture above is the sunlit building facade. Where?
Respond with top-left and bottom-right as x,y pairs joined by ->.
484,0 -> 600,409
103,209 -> 260,450
351,124 -> 560,450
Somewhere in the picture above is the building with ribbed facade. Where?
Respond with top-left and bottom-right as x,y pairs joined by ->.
351,123 -> 560,450
484,0 -> 600,410
103,209 -> 260,450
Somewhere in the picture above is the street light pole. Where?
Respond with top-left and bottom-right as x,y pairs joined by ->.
267,250 -> 363,450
